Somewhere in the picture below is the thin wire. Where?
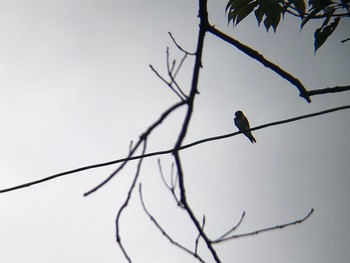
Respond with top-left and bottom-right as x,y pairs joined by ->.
1,104 -> 349,194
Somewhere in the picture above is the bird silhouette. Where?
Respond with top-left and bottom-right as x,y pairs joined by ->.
234,110 -> 256,143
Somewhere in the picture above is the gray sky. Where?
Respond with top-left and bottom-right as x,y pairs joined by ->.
0,0 -> 349,262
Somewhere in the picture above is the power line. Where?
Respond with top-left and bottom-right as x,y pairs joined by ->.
1,104 -> 349,194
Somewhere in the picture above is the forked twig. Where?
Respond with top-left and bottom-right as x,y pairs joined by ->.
213,209 -> 314,243
139,184 -> 205,263
168,32 -> 196,56
116,140 -> 147,262
166,48 -> 188,99
213,211 -> 245,241
150,64 -> 185,100
83,100 -> 186,196
158,159 -> 180,204
195,216 -> 206,254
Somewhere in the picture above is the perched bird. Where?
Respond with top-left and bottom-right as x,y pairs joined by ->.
234,110 -> 256,143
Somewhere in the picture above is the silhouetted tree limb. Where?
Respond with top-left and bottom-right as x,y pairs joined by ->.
168,32 -> 196,56
307,85 -> 350,96
212,209 -> 314,243
195,216 -> 206,255
158,159 -> 180,204
166,48 -> 188,99
214,211 -> 246,241
150,64 -> 186,100
115,140 -> 147,262
138,184 -> 206,263
1,104 -> 349,194
83,100 -> 186,197
171,1 -> 221,261
206,25 -> 311,103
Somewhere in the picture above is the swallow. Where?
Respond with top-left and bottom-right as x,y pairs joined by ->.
234,110 -> 256,143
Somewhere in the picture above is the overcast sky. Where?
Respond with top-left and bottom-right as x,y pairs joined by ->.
0,1 -> 349,262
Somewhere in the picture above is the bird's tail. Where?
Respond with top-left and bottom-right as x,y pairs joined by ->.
244,132 -> 257,144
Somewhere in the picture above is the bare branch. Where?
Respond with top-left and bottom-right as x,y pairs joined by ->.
158,158 -> 171,189
170,162 -> 178,190
307,85 -> 350,96
158,159 -> 180,205
171,1 -> 221,262
1,104 -> 349,194
138,184 -> 206,263
83,100 -> 186,196
116,140 -> 147,262
166,48 -> 188,99
213,211 -> 245,242
168,32 -> 196,56
206,25 -> 311,103
173,53 -> 188,81
213,209 -> 314,243
150,64 -> 185,100
195,216 -> 206,255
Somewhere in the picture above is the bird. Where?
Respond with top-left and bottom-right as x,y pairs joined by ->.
234,110 -> 256,143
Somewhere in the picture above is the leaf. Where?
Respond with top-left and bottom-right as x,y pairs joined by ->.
263,12 -> 281,32
263,2 -> 282,32
314,18 -> 340,52
254,5 -> 265,25
225,0 -> 235,12
236,1 -> 258,25
340,0 -> 350,10
301,5 -> 324,29
291,0 -> 306,17
308,0 -> 331,10
231,0 -> 252,9
227,0 -> 256,26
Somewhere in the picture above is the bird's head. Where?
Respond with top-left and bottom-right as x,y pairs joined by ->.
235,110 -> 243,117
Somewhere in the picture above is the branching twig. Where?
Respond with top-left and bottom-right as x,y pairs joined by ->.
172,1 -> 221,262
195,216 -> 206,254
1,104 -> 349,194
83,100 -> 186,196
138,184 -> 206,263
168,32 -> 196,56
173,53 -> 188,82
166,48 -> 188,99
115,140 -> 147,262
213,209 -> 314,243
213,211 -> 245,242
150,64 -> 185,100
157,159 -> 180,203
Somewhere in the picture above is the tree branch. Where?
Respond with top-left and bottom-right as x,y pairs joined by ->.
213,211 -> 245,241
171,1 -> 221,262
206,25 -> 311,103
168,32 -> 196,56
115,140 -> 147,262
213,209 -> 314,243
83,100 -> 186,196
307,85 -> 350,96
150,64 -> 186,100
138,184 -> 206,263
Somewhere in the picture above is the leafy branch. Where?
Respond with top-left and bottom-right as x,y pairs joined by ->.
226,0 -> 350,52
